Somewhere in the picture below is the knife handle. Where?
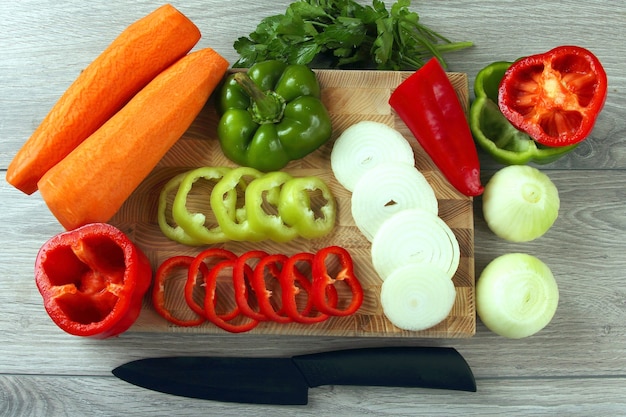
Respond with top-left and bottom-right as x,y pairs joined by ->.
292,346 -> 476,392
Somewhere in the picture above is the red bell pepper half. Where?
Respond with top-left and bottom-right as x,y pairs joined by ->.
389,58 -> 483,197
34,223 -> 152,338
498,45 -> 608,147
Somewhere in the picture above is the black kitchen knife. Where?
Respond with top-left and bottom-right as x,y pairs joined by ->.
112,346 -> 475,405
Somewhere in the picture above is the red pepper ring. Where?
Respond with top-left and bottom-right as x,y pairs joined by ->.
280,252 -> 338,324
152,256 -> 206,327
311,246 -> 364,317
186,248 -> 238,322
252,253 -> 293,324
232,250 -> 274,321
203,259 -> 259,333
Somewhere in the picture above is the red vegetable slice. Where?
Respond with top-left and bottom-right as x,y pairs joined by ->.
498,45 -> 607,147
279,252 -> 338,324
232,250 -> 270,321
252,254 -> 293,324
203,259 -> 259,333
153,256 -> 205,327
311,246 -> 363,317
185,248 -> 238,320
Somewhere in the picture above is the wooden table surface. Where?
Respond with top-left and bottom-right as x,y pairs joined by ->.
1,1 -> 625,415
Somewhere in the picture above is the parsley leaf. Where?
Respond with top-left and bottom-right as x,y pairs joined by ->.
233,0 -> 473,70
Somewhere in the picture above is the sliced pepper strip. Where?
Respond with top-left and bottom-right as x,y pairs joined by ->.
153,256 -> 205,327
311,246 -> 363,317
245,171 -> 299,243
184,248 -> 238,321
172,166 -> 232,244
280,252 -> 338,324
210,166 -> 266,242
203,259 -> 259,333
278,176 -> 336,239
157,172 -> 205,246
252,253 -> 293,324
232,250 -> 270,321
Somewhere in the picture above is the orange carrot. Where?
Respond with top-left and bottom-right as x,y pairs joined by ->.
37,48 -> 229,230
6,4 -> 201,194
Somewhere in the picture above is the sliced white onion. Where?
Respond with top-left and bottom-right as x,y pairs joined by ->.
381,262 -> 456,331
476,253 -> 559,339
330,121 -> 415,191
351,162 -> 438,241
371,208 -> 460,280
482,165 -> 560,242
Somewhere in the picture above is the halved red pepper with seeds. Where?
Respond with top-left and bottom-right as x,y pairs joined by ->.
498,45 -> 608,147
311,246 -> 363,317
34,223 -> 152,338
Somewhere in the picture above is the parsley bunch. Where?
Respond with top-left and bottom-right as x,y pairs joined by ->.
233,0 -> 473,70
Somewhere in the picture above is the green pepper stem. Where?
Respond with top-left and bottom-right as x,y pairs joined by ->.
234,72 -> 285,124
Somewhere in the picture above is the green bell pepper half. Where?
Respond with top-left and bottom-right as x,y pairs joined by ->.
469,61 -> 578,165
217,60 -> 332,172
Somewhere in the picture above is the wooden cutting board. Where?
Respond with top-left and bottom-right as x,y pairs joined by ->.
110,69 -> 476,338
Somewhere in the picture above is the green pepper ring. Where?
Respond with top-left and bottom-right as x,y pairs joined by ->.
277,176 -> 337,239
171,166 -> 232,244
209,166 -> 266,242
157,172 -> 206,247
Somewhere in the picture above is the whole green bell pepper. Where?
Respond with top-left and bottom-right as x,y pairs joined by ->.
217,60 -> 332,172
469,61 -> 578,165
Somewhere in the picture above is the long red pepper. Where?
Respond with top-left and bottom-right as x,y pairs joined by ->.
389,58 -> 484,197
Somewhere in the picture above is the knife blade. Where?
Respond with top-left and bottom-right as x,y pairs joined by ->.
112,346 -> 476,405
